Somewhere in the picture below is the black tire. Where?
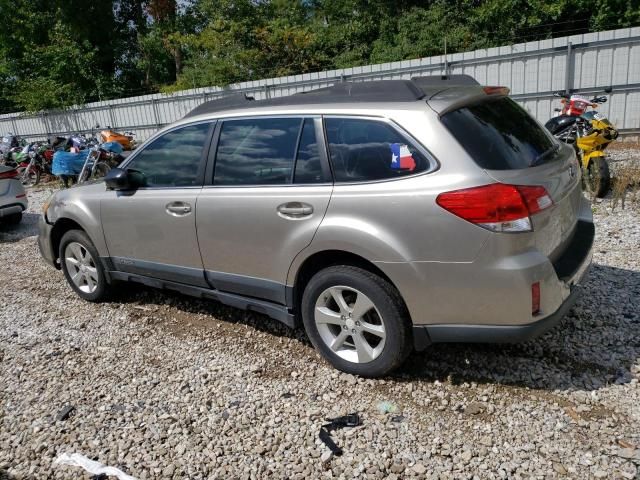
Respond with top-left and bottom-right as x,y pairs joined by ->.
3,212 -> 22,225
17,166 -> 40,186
59,229 -> 110,302
301,265 -> 412,377
586,157 -> 611,198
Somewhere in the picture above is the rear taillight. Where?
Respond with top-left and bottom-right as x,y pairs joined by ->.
436,183 -> 553,233
0,169 -> 18,179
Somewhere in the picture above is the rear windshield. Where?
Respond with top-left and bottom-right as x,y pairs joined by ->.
441,97 -> 558,170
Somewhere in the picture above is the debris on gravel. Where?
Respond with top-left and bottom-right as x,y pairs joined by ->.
1,178 -> 639,479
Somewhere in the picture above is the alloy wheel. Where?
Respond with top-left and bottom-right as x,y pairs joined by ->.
64,242 -> 99,294
314,286 -> 386,364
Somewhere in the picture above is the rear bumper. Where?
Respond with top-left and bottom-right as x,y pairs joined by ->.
38,215 -> 58,268
410,218 -> 593,350
413,284 -> 583,349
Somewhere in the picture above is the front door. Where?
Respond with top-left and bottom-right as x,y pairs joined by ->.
196,117 -> 332,304
101,121 -> 213,287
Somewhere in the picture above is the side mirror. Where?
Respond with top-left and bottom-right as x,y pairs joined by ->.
105,168 -> 133,190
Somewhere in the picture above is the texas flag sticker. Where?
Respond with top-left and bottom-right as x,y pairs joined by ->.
389,143 -> 416,171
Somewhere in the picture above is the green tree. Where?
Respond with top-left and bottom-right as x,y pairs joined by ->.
12,21 -> 99,111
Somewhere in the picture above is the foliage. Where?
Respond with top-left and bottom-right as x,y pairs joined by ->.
0,0 -> 638,112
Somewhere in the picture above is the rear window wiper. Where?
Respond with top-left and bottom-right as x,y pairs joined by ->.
531,143 -> 560,167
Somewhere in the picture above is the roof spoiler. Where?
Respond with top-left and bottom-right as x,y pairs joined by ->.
411,74 -> 480,87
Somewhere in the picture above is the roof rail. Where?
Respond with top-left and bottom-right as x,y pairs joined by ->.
184,80 -> 428,118
185,92 -> 255,118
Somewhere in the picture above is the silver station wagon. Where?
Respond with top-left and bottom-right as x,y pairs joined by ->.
38,77 -> 594,377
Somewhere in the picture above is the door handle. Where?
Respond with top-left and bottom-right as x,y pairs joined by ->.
166,201 -> 192,216
277,202 -> 313,218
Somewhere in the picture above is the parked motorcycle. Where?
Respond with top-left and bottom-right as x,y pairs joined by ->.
545,89 -> 617,198
77,141 -> 124,184
52,140 -> 124,187
0,133 -> 22,159
97,126 -> 136,151
15,144 -> 43,186
1,143 -> 46,186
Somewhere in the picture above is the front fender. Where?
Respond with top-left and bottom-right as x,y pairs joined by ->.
48,184 -> 108,256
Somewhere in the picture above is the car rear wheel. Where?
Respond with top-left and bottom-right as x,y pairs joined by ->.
301,265 -> 412,377
59,230 -> 109,302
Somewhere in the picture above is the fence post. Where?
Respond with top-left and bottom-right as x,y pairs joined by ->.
565,41 -> 573,94
41,112 -> 51,137
151,99 -> 161,127
10,115 -> 18,135
108,104 -> 116,128
72,108 -> 81,133
444,36 -> 448,76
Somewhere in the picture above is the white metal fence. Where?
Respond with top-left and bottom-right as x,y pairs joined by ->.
1,26 -> 639,142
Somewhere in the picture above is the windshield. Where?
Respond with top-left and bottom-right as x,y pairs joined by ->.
441,97 -> 559,170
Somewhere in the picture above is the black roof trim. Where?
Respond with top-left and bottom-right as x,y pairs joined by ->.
185,77 -> 478,118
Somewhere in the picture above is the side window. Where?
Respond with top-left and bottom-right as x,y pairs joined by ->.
324,117 -> 430,182
214,118 -> 300,186
293,119 -> 324,184
126,123 -> 211,187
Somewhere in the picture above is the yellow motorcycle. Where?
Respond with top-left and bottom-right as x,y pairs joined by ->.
545,90 -> 618,198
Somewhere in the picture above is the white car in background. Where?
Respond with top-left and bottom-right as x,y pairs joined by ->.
0,166 -> 28,224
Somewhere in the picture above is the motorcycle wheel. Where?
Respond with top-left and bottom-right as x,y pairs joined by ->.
585,157 -> 611,198
17,166 -> 40,186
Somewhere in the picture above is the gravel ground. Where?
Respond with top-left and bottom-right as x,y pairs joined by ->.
1,174 -> 639,479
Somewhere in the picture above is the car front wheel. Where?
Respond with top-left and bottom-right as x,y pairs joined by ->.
59,230 -> 110,302
301,265 -> 412,377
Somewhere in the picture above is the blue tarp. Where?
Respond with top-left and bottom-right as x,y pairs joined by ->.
52,150 -> 89,176
101,141 -> 124,154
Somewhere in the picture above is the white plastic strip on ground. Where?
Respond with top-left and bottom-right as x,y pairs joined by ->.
54,453 -> 137,480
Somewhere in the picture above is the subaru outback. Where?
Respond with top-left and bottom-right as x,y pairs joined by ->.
38,78 -> 594,377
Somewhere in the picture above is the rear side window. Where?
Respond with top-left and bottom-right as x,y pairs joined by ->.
324,118 -> 430,183
441,97 -> 558,170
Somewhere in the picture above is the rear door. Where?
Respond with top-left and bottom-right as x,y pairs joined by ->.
196,116 -> 332,305
440,97 -> 582,259
101,121 -> 214,286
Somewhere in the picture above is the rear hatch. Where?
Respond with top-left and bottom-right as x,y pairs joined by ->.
438,95 -> 583,261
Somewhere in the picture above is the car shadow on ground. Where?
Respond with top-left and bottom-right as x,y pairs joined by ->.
111,263 -> 638,393
401,263 -> 640,392
0,212 -> 40,243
